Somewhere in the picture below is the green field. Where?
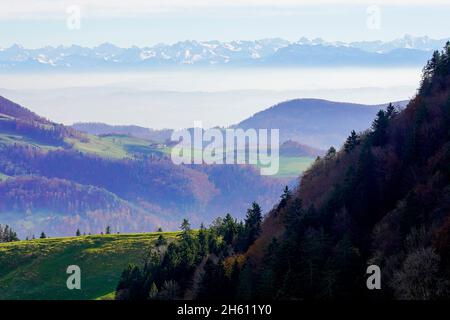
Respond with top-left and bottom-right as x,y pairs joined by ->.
0,171 -> 9,181
256,156 -> 315,178
67,134 -> 170,159
0,132 -> 60,151
0,117 -> 169,160
0,232 -> 179,300
275,156 -> 315,177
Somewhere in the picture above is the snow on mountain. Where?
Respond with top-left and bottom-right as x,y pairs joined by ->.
0,35 -> 448,70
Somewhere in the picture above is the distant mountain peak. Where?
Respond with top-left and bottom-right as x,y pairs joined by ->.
1,35 -> 448,70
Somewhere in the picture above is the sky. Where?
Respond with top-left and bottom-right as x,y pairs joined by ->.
2,0 -> 450,48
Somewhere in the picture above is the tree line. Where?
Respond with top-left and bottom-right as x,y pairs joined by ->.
115,202 -> 263,300
0,224 -> 19,243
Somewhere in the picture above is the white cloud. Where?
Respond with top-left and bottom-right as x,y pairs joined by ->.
0,0 -> 448,20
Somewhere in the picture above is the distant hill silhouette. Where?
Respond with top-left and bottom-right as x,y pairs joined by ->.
72,122 -> 173,143
235,98 -> 408,149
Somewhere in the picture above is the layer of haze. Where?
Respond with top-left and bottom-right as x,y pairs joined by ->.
0,67 -> 422,129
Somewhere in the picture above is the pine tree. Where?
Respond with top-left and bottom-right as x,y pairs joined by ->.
325,146 -> 337,159
40,232 -> 46,239
76,229 -> 81,236
156,234 -> 167,247
344,130 -> 359,153
180,219 -> 191,233
371,109 -> 389,146
198,223 -> 209,257
279,186 -> 292,208
243,202 -> 262,249
148,282 -> 159,300
0,225 -> 15,242
222,214 -> 238,245
105,226 -> 111,234
386,103 -> 398,119
180,219 -> 192,242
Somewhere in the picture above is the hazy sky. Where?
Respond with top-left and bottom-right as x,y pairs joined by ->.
2,0 -> 450,48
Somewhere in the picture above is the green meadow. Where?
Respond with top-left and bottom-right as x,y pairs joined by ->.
68,134 -> 170,159
0,232 -> 179,300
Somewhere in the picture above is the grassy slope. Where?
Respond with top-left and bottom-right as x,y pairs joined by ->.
276,156 -> 315,177
256,156 -> 315,178
0,172 -> 9,181
0,232 -> 179,300
67,134 -> 169,159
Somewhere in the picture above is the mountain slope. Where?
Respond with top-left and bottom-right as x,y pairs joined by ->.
242,42 -> 450,300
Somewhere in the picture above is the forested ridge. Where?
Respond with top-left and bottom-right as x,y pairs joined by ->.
116,42 -> 450,300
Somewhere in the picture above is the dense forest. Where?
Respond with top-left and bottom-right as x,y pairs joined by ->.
116,42 -> 450,300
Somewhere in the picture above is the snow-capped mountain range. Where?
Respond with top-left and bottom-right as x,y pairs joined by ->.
1,35 -> 448,70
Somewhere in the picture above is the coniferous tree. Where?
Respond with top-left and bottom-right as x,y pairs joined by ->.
148,282 -> 159,300
371,109 -> 389,146
279,185 -> 292,209
156,234 -> 167,247
0,225 -> 19,243
243,202 -> 262,250
325,146 -> 337,159
198,223 -> 209,257
344,130 -> 359,153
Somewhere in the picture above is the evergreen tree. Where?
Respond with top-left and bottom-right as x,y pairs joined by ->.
180,219 -> 191,234
279,185 -> 292,209
156,234 -> 167,247
198,223 -> 209,257
0,225 -> 19,243
76,229 -> 81,236
325,146 -> 337,159
148,282 -> 159,300
344,130 -> 359,153
243,202 -> 262,250
371,109 -> 389,146
222,214 -> 238,245
105,226 -> 111,234
40,232 -> 46,239
386,103 -> 398,119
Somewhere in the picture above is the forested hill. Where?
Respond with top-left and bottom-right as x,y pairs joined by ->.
234,99 -> 408,149
113,44 -> 450,301
243,42 -> 450,299
0,95 -> 286,238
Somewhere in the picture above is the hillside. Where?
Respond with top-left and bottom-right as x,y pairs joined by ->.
0,96 -> 286,238
0,232 -> 179,300
235,98 -> 408,149
117,42 -> 450,301
241,42 -> 450,300
280,140 -> 325,157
